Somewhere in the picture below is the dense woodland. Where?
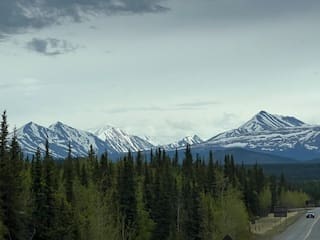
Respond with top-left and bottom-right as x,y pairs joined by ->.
0,111 -> 310,240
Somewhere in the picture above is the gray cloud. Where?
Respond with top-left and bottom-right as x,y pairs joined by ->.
0,0 -> 168,37
166,119 -> 195,131
0,83 -> 13,90
213,113 -> 239,129
107,101 -> 219,114
0,78 -> 47,96
26,38 -> 78,55
190,0 -> 320,22
176,101 -> 219,108
107,106 -> 167,114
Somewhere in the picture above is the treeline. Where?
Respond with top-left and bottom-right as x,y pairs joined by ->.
0,111 -> 308,240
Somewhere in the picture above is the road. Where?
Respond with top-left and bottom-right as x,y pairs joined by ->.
273,208 -> 320,240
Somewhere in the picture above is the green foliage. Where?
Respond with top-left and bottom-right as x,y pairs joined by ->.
258,187 -> 272,217
118,152 -> 138,238
299,181 -> 320,202
136,179 -> 155,240
0,112 -> 26,239
211,189 -> 250,240
279,190 -> 309,208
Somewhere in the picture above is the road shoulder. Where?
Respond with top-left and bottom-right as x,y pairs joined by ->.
252,211 -> 304,240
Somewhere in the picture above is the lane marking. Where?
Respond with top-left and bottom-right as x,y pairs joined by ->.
303,214 -> 320,240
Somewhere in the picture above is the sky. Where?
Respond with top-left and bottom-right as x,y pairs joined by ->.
1,0 -> 320,143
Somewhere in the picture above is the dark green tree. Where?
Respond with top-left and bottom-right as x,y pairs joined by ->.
64,143 -> 74,203
118,151 -> 137,238
31,148 -> 46,240
42,140 -> 58,239
0,112 -> 26,239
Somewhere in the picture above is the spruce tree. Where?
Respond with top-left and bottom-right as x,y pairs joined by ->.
207,150 -> 216,196
150,151 -> 175,240
0,112 -> 26,239
100,152 -> 111,194
64,143 -> 74,203
31,148 -> 46,240
42,140 -> 58,239
118,152 -> 137,239
136,151 -> 143,177
80,164 -> 88,187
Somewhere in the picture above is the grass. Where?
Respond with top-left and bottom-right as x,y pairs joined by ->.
251,210 -> 304,240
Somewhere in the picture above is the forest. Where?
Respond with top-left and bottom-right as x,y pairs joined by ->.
0,111 -> 310,240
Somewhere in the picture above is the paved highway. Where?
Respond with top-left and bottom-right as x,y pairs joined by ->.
273,208 -> 320,240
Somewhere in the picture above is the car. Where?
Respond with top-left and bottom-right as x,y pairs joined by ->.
306,211 -> 315,218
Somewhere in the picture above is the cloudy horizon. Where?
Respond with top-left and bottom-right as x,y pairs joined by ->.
1,0 -> 320,143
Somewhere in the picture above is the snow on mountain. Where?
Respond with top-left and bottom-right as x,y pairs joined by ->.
14,121 -> 51,155
212,111 -> 307,140
239,110 -> 306,132
11,111 -> 320,161
88,125 -> 155,152
141,136 -> 160,146
12,122 -> 115,159
13,121 -> 203,159
204,111 -> 320,160
163,135 -> 204,150
48,122 -> 114,156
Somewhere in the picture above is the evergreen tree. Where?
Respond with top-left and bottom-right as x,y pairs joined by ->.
0,111 -> 9,235
207,151 -> 216,195
100,152 -> 111,194
80,164 -> 88,187
118,152 -> 137,239
136,151 -> 143,177
31,148 -> 46,240
0,112 -> 26,239
270,175 -> 278,211
42,140 -> 58,239
150,150 -> 176,240
64,143 -> 74,203
0,111 -> 8,157
143,161 -> 153,213
88,145 -> 99,182
173,149 -> 179,167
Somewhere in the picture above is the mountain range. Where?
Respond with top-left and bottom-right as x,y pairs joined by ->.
11,121 -> 203,159
10,111 -> 320,162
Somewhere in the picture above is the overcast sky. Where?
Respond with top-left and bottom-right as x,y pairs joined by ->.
1,0 -> 320,143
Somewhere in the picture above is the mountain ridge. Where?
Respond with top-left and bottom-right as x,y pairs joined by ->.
11,122 -> 203,158
203,111 -> 320,160
9,110 -> 320,161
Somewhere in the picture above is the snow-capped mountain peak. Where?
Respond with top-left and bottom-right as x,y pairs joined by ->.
22,121 -> 45,133
239,110 -> 306,133
163,135 -> 204,150
88,125 -> 115,140
179,135 -> 203,145
49,121 -> 69,132
204,111 -> 320,160
88,125 -> 154,152
10,110 -> 320,161
13,121 -> 115,159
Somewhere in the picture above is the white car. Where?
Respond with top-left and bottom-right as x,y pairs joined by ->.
306,211 -> 315,218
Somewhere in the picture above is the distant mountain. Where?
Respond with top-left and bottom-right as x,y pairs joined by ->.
88,125 -> 154,152
12,122 -> 114,159
163,135 -> 204,150
239,110 -> 306,133
10,110 -> 320,162
202,111 -> 320,160
11,121 -> 205,159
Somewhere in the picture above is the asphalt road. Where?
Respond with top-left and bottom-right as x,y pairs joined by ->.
273,208 -> 320,240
